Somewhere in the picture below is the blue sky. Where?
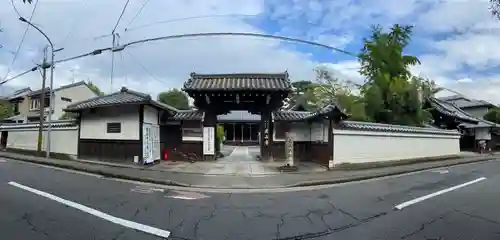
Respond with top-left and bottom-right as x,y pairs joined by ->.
1,0 -> 500,103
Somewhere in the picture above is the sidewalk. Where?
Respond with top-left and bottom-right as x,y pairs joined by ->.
0,151 -> 497,189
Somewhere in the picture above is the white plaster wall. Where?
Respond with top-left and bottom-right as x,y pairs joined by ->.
333,130 -> 460,165
274,122 -> 312,142
474,128 -> 491,140
143,105 -> 158,124
6,127 -> 78,156
53,84 -> 98,120
463,107 -> 489,119
80,105 -> 140,140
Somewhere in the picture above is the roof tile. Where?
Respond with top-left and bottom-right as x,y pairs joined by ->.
183,72 -> 292,91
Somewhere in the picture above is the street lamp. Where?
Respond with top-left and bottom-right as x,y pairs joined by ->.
19,16 -> 62,158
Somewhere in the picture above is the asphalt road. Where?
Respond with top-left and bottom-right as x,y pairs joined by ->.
1,158 -> 500,240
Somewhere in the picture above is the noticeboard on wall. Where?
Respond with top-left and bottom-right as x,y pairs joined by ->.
203,127 -> 215,155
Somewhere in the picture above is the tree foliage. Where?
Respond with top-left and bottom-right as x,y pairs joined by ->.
490,0 -> 500,20
357,24 -> 426,126
157,89 -> 190,110
0,100 -> 13,120
87,81 -> 104,96
484,107 -> 500,124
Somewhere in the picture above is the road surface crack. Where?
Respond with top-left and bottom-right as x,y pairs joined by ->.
276,213 -> 289,239
193,204 -> 217,239
20,213 -> 50,238
453,208 -> 500,226
327,200 -> 359,221
274,211 -> 388,240
400,212 -> 450,239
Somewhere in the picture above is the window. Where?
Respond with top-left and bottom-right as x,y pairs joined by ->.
182,128 -> 202,141
30,99 -> 40,110
61,97 -> 72,102
13,103 -> 19,114
106,122 -> 121,133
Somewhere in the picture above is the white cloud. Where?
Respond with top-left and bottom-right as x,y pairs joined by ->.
2,0 -> 500,107
0,0 -> 321,98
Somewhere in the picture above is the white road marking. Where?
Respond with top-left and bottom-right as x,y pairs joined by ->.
432,169 -> 449,174
131,186 -> 165,194
0,159 -> 6,163
166,190 -> 210,200
394,177 -> 487,210
8,182 -> 171,238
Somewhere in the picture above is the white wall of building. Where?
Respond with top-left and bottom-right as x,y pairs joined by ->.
80,105 -> 140,140
463,107 -> 489,119
274,121 -> 461,165
143,105 -> 158,124
52,83 -> 98,120
2,123 -> 78,156
142,105 -> 161,162
473,128 -> 491,140
333,129 -> 460,165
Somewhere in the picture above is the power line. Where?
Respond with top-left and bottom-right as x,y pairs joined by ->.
124,14 -> 255,32
0,47 -> 110,85
58,0 -> 89,49
112,0 -> 131,33
124,0 -> 151,30
123,32 -> 358,57
2,0 -> 39,81
126,51 -> 164,84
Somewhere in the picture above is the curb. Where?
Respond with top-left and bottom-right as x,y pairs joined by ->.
288,157 -> 496,188
4,154 -> 497,189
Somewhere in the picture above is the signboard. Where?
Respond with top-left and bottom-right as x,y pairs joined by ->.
203,127 -> 215,155
285,133 -> 294,166
142,124 -> 153,164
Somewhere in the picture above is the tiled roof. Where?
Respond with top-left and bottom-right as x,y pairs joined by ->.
65,87 -> 177,112
0,120 -> 77,130
338,121 -> 460,135
218,111 -> 260,122
183,72 -> 292,91
273,111 -> 311,121
460,118 -> 500,129
7,87 -> 31,100
275,103 -> 347,121
27,81 -> 100,97
427,97 -> 479,124
439,95 -> 496,109
172,110 -> 202,120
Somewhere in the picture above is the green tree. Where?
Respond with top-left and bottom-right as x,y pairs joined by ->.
284,80 -> 314,109
312,67 -> 368,121
157,89 -> 189,110
358,24 -> 423,126
484,107 -> 500,124
87,81 -> 104,96
0,100 -> 13,120
59,112 -> 78,120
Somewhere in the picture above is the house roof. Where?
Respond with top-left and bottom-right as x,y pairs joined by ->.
338,121 -> 460,135
427,97 -> 480,124
439,95 -> 496,109
7,87 -> 31,100
218,111 -> 261,122
64,87 -> 177,112
172,102 -> 346,122
27,81 -> 102,97
183,72 -> 292,91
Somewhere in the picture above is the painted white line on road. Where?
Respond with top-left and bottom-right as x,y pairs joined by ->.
0,159 -> 6,163
8,181 -> 171,238
394,177 -> 487,210
166,190 -> 210,200
432,169 -> 449,174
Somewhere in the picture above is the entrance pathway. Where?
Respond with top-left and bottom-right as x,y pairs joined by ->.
153,146 -> 327,176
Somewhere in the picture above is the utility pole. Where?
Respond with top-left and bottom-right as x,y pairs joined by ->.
110,32 -> 116,93
37,46 -> 48,154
